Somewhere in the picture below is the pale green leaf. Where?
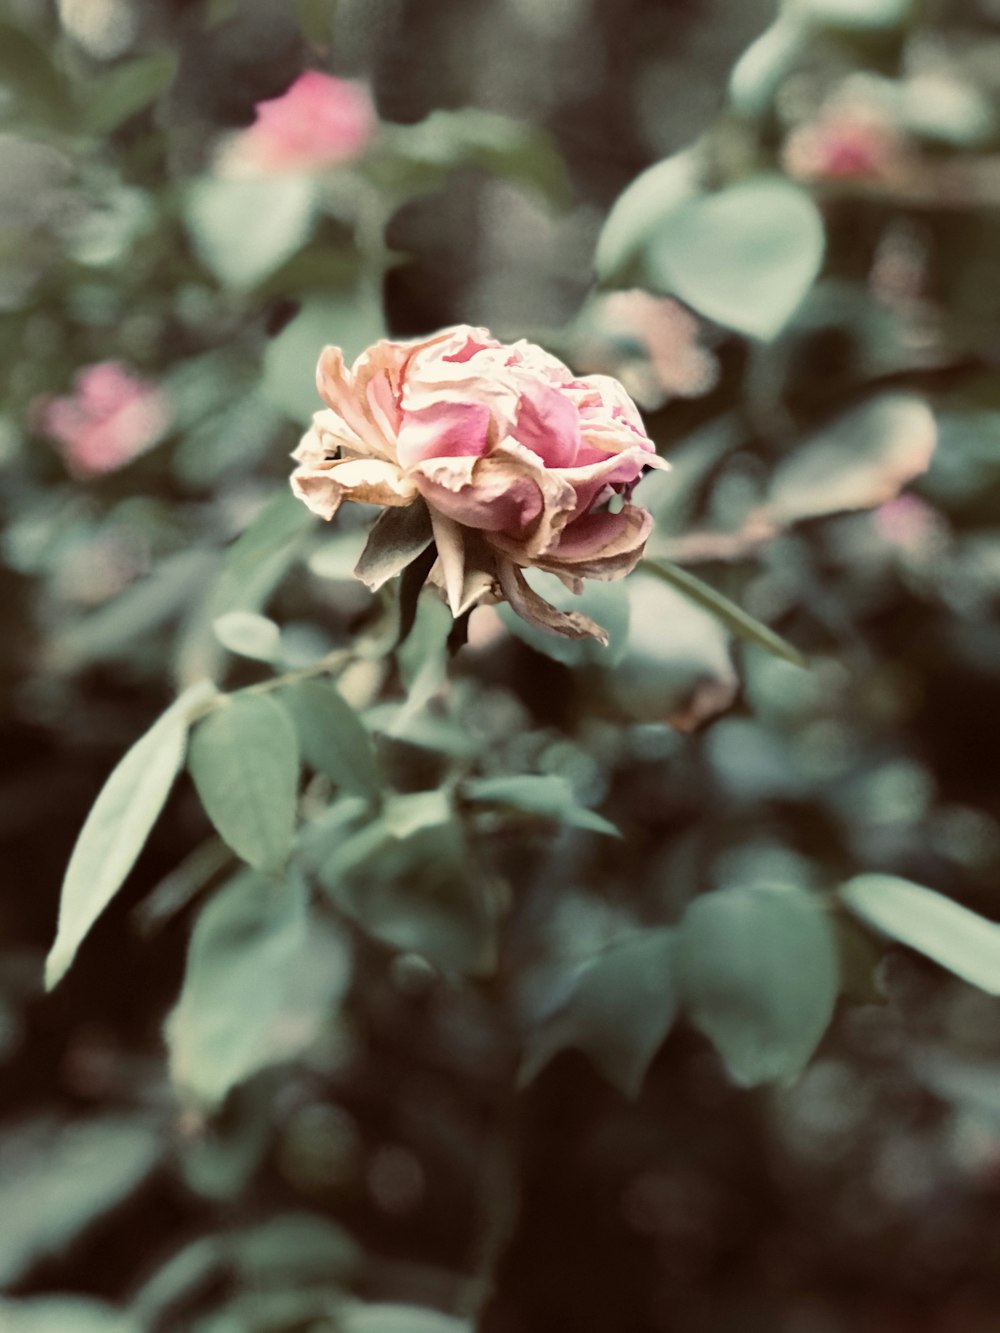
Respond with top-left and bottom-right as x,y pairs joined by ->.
185,175 -> 318,290
595,151 -> 701,287
166,870 -> 313,1105
792,0 -> 913,31
677,885 -> 839,1085
262,291 -> 386,424
647,177 -> 825,340
840,875 -> 1000,996
0,1116 -> 160,1286
84,52 -> 178,136
341,1303 -> 470,1333
283,680 -> 381,801
188,694 -> 300,871
464,773 -> 620,838
642,559 -> 806,667
0,1298 -> 137,1333
213,611 -> 283,664
46,680 -> 217,989
354,500 -> 433,592
729,18 -> 806,117
521,928 -> 677,1096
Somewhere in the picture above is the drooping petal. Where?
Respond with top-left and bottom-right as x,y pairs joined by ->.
496,559 -> 610,643
291,456 -> 417,520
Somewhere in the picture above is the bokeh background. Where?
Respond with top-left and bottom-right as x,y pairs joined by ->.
4,0 -> 1000,1330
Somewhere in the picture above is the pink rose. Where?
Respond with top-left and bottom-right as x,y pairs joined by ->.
290,325 -> 667,641
782,100 -> 911,187
39,361 -> 171,477
217,71 -> 375,176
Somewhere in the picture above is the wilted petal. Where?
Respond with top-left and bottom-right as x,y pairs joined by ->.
496,559 -> 610,644
413,450 -> 550,533
538,503 -> 653,580
291,456 -> 417,520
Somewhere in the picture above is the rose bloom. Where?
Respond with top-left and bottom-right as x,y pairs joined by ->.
782,99 -> 911,187
39,361 -> 171,477
291,326 -> 667,641
216,71 -> 375,176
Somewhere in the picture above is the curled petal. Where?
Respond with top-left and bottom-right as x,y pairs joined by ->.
428,510 -> 501,617
513,376 -> 582,467
535,503 -> 653,581
412,447 -> 565,534
291,456 -> 417,520
496,559 -> 610,644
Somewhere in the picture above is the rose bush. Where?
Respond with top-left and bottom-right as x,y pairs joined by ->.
290,325 -> 666,640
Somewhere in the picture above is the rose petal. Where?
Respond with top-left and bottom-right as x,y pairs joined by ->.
291,456 -> 417,520
496,559 -> 609,644
513,376 -> 581,467
536,503 -> 653,580
413,451 -> 548,533
397,400 -> 493,468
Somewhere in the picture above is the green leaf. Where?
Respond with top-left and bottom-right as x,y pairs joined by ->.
46,680 -> 217,989
210,491 -> 314,618
0,21 -> 75,129
677,885 -> 839,1085
642,559 -> 806,667
647,177 -> 825,340
794,0 -> 913,31
184,175 -> 319,290
262,290 -> 386,424
341,1304 -> 470,1333
766,394 -> 937,524
521,928 -> 677,1096
354,500 -> 433,592
0,1116 -> 160,1286
840,875 -> 1000,996
729,18 -> 806,117
188,694 -> 300,871
166,870 -> 311,1105
294,0 -> 337,46
283,680 -> 381,801
595,151 -> 701,287
0,1298 -> 137,1333
213,611 -> 283,664
84,52 -> 178,136
464,774 -> 620,838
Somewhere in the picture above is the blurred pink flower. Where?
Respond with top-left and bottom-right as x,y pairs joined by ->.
577,290 -> 719,409
218,71 -> 375,176
39,361 -> 171,477
291,325 -> 667,641
871,494 -> 944,552
783,100 -> 911,187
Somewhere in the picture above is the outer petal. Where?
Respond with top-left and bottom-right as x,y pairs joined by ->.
496,559 -> 609,644
412,447 -> 557,534
534,503 -> 654,581
427,511 -> 500,617
291,456 -> 417,520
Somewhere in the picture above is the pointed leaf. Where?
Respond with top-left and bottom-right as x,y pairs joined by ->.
188,693 -> 300,871
521,928 -> 677,1096
84,52 -> 178,136
46,680 -> 217,989
283,680 -> 381,801
166,870 -> 310,1105
840,875 -> 1000,996
354,500 -> 433,592
642,558 -> 806,667
341,1305 -> 470,1333
677,885 -> 839,1085
213,611 -> 283,664
185,175 -> 318,290
464,774 -> 620,837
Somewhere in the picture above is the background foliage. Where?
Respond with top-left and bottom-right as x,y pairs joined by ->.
4,0 -> 1000,1330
